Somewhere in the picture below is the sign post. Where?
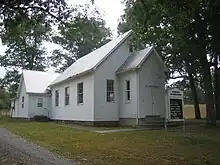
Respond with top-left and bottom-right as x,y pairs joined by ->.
165,88 -> 185,131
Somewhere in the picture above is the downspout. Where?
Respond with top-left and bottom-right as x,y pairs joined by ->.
93,74 -> 95,123
116,75 -> 120,124
27,93 -> 30,120
136,69 -> 140,125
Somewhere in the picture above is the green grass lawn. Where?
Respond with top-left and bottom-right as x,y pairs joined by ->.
0,117 -> 220,165
52,122 -> 132,131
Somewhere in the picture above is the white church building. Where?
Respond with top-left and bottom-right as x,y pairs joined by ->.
11,30 -> 168,125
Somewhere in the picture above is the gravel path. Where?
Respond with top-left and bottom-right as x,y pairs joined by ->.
0,128 -> 77,165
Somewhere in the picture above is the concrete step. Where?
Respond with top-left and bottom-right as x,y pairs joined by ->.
145,119 -> 165,122
145,115 -> 164,121
145,115 -> 161,119
144,122 -> 164,125
140,116 -> 180,129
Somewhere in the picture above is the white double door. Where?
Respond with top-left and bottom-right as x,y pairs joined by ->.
146,85 -> 160,116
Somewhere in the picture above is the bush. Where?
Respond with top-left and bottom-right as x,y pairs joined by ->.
33,115 -> 50,122
0,100 -> 5,110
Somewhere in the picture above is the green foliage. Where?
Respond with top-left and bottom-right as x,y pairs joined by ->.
0,70 -> 20,98
0,14 -> 51,70
0,88 -> 10,110
49,6 -> 112,72
0,0 -> 71,25
119,0 -> 220,125
0,14 -> 51,96
0,2 -> 111,97
119,0 -> 197,75
0,0 -> 74,97
170,80 -> 205,104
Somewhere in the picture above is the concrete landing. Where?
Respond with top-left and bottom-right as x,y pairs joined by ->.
93,128 -> 160,133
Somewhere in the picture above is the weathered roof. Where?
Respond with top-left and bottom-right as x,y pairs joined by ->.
22,70 -> 60,93
117,46 -> 154,73
50,30 -> 132,85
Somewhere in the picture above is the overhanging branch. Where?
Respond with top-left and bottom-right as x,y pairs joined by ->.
4,5 -> 66,25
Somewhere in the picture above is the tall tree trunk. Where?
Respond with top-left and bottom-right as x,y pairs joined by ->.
218,69 -> 220,119
202,59 -> 216,127
214,55 -> 220,120
186,63 -> 201,119
218,71 -> 220,119
210,9 -> 220,121
189,74 -> 201,119
195,13 -> 216,127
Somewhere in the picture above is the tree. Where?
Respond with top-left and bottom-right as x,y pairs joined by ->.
0,0 -> 70,25
119,0 -> 220,126
170,79 -> 205,105
0,69 -> 20,98
118,0 -> 202,119
1,13 -> 50,69
49,7 -> 112,72
0,13 -> 51,96
0,87 -> 10,110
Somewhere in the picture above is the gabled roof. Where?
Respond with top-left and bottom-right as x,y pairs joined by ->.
22,70 -> 60,93
117,46 -> 153,73
50,30 -> 132,86
117,46 -> 166,74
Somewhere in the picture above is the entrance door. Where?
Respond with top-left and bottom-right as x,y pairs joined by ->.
146,85 -> 159,116
150,87 -> 155,115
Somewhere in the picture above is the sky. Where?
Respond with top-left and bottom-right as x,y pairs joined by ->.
0,0 -> 125,78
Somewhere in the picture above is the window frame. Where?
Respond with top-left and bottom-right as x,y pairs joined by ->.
65,87 -> 70,106
106,79 -> 115,102
37,98 -> 43,107
55,90 -> 59,107
21,96 -> 24,108
125,80 -> 131,102
77,82 -> 83,104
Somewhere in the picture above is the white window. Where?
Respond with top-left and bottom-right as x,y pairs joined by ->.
125,80 -> 131,101
65,87 -> 70,106
107,80 -> 114,102
55,90 -> 59,106
37,98 -> 43,107
21,96 -> 24,108
77,82 -> 83,104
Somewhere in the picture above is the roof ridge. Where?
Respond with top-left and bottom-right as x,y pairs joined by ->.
22,70 -> 60,94
22,69 -> 59,75
116,46 -> 154,74
93,30 -> 132,69
116,53 -> 134,74
50,30 -> 132,86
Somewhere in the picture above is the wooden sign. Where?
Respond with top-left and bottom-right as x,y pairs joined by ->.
170,99 -> 183,120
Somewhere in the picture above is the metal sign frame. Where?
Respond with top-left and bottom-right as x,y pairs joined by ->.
165,88 -> 185,132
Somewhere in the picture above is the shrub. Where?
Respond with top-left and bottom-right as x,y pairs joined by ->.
33,115 -> 50,122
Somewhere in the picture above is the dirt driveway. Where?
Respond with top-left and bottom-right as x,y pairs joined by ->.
0,128 -> 77,165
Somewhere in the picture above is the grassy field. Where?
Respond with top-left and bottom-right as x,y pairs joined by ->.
0,117 -> 220,165
184,104 -> 206,119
